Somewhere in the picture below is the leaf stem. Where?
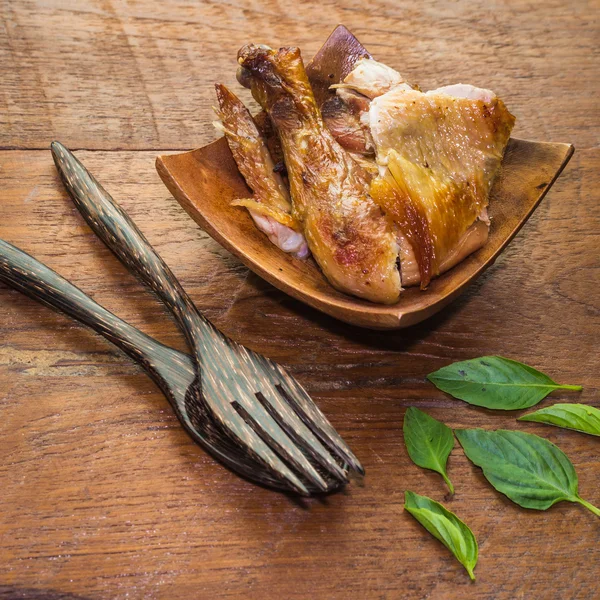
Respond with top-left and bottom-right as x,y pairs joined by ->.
442,473 -> 455,495
558,385 -> 583,391
575,496 -> 600,518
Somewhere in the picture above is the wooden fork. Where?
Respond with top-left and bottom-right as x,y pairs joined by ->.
48,141 -> 362,494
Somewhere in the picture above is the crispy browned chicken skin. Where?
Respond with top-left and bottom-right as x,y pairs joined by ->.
237,44 -> 401,304
216,47 -> 515,301
326,59 -> 515,288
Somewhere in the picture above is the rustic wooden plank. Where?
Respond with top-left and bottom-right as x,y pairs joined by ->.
1,0 -> 599,597
0,0 -> 597,150
0,148 -> 598,598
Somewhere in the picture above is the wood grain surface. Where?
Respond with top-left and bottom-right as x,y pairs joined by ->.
0,1 -> 598,599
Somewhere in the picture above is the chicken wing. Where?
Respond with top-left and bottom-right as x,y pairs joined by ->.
214,83 -> 309,258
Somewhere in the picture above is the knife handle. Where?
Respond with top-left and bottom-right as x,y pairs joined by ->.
0,238 -> 186,390
50,142 -> 217,352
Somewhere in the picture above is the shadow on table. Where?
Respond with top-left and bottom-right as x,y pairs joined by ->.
220,268 -> 487,352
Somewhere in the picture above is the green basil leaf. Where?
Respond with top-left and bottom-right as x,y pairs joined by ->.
404,490 -> 478,580
427,356 -> 582,410
518,403 -> 600,437
455,428 -> 600,517
403,407 -> 455,494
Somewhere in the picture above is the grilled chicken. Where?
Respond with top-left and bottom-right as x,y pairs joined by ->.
236,44 -> 401,304
214,48 -> 514,302
327,59 -> 515,287
214,83 -> 309,258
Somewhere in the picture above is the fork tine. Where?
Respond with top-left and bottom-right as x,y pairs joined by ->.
185,334 -> 347,495
258,354 -> 364,475
254,389 -> 348,484
188,393 -> 314,495
237,349 -> 357,482
272,367 -> 364,475
232,401 -> 331,494
231,345 -> 350,488
190,358 -> 318,495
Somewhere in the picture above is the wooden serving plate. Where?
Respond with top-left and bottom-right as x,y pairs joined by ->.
156,25 -> 573,330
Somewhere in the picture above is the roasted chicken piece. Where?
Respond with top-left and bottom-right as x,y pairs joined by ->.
214,47 -> 514,303
326,59 -> 515,288
236,44 -> 401,304
369,85 -> 514,286
214,83 -> 309,258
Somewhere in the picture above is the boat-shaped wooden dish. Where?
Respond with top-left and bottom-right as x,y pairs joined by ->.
156,25 -> 573,330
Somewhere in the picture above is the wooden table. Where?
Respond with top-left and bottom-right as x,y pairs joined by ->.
1,1 -> 598,598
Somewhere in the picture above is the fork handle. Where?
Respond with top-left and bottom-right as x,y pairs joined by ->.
51,142 -> 216,350
0,238 -> 183,394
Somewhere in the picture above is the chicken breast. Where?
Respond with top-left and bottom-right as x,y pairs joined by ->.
369,85 -> 514,286
327,59 -> 515,287
237,44 -> 401,304
322,58 -> 414,156
214,83 -> 309,259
